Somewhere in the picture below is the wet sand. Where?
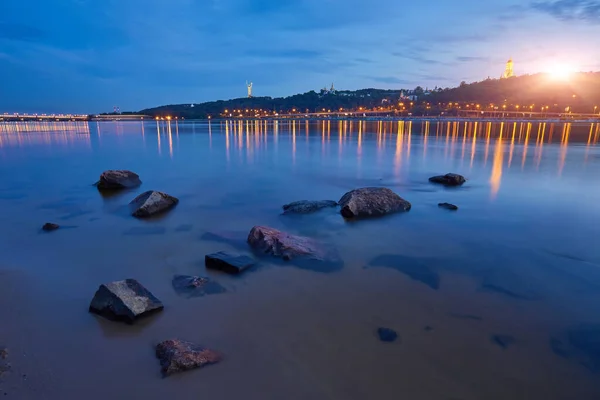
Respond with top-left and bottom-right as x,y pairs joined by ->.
1,120 -> 600,399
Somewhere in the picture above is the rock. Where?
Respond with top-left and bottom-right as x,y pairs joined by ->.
491,334 -> 515,349
282,200 -> 338,214
377,328 -> 398,342
0,348 -> 7,360
0,348 -> 9,377
429,173 -> 466,186
89,279 -> 163,323
96,170 -> 141,190
172,275 -> 226,298
438,202 -> 458,211
42,222 -> 59,232
481,269 -> 540,300
247,225 -> 334,262
156,339 -> 221,377
424,326 -> 434,332
367,254 -> 440,290
338,187 -> 411,218
205,252 -> 255,274
130,190 -> 179,218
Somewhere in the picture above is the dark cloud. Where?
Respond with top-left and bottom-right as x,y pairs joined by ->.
531,0 -> 600,22
0,23 -> 45,42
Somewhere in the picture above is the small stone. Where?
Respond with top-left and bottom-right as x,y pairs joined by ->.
424,326 -> 434,332
429,173 -> 466,186
377,327 -> 398,342
0,348 -> 7,360
89,279 -> 163,323
438,203 -> 458,211
96,170 -> 141,190
338,187 -> 411,219
282,200 -> 338,214
172,275 -> 226,298
130,190 -> 179,218
491,334 -> 515,349
156,339 -> 221,377
205,252 -> 255,274
42,223 -> 59,232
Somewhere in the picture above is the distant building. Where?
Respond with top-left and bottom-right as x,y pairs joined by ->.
501,58 -> 514,79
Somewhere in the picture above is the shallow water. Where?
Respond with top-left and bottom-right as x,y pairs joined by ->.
1,119 -> 600,399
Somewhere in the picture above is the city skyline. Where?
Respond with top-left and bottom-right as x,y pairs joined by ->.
1,0 -> 600,113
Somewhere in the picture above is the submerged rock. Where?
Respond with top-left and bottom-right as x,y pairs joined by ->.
282,200 -> 338,214
368,254 -> 440,290
0,347 -> 9,377
205,252 -> 256,274
96,170 -> 141,190
377,328 -> 398,342
172,275 -> 226,298
481,269 -> 540,300
156,339 -> 222,377
438,202 -> 458,211
89,279 -> 163,323
0,348 -> 7,360
338,187 -> 411,218
491,334 -> 516,349
130,190 -> 179,217
247,225 -> 335,262
429,173 -> 466,186
42,222 -> 60,232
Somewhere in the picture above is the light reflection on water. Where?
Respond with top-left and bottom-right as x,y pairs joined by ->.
1,119 -> 600,399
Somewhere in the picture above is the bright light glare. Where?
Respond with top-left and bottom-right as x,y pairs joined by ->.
547,64 -> 574,80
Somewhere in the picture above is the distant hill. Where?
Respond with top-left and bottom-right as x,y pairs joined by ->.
139,72 -> 600,118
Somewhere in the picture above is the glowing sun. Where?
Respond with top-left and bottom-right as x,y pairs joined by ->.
547,64 -> 575,80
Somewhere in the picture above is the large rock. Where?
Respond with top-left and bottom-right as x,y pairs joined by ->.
96,170 -> 141,190
172,275 -> 226,298
42,222 -> 60,231
438,202 -> 458,211
89,279 -> 163,323
429,173 -> 466,186
247,226 -> 337,263
156,339 -> 222,377
205,252 -> 256,274
130,190 -> 179,218
338,187 -> 411,218
282,200 -> 338,214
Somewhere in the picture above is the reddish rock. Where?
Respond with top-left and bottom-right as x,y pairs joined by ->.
247,225 -> 330,261
156,339 -> 221,377
130,190 -> 179,218
96,170 -> 142,190
338,187 -> 411,218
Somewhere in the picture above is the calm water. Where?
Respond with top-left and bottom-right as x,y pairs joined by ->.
1,119 -> 600,399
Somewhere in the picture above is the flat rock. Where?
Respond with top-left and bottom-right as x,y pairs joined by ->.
42,222 -> 59,231
429,173 -> 466,186
438,202 -> 458,210
156,339 -> 221,377
89,279 -> 163,323
172,275 -> 226,298
96,170 -> 141,190
130,190 -> 179,218
368,254 -> 440,290
282,200 -> 338,214
338,187 -> 411,218
205,252 -> 255,274
377,328 -> 398,342
247,225 -> 332,262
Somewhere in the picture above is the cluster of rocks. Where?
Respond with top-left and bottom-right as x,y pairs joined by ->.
80,169 -> 467,376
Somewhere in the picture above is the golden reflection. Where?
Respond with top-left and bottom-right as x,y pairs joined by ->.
558,123 -> 571,176
594,123 -> 600,144
521,123 -> 532,169
423,121 -> 429,159
490,136 -> 504,199
394,122 -> 403,176
407,121 -> 412,160
292,120 -> 296,164
357,120 -> 363,156
508,122 -> 516,167
157,120 -> 162,155
484,122 -> 492,166
167,121 -> 173,158
225,120 -> 230,162
534,123 -> 546,169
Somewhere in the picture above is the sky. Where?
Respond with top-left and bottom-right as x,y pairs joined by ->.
1,0 -> 600,113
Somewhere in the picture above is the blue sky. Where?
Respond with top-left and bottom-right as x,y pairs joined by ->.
1,0 -> 600,113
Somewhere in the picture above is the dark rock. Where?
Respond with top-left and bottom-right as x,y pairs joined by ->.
0,348 -> 7,360
491,334 -> 515,349
438,202 -> 458,211
377,328 -> 398,342
0,347 -> 9,377
96,170 -> 141,190
338,187 -> 411,218
205,252 -> 255,274
429,173 -> 466,186
42,222 -> 59,232
130,190 -> 179,218
282,200 -> 338,214
172,275 -> 226,298
424,326 -> 434,332
156,339 -> 221,377
247,225 -> 338,263
89,279 -> 163,323
368,254 -> 440,290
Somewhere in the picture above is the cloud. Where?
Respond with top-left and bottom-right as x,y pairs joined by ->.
0,23 -> 45,42
456,56 -> 490,62
371,76 -> 412,85
247,49 -> 326,60
531,0 -> 600,22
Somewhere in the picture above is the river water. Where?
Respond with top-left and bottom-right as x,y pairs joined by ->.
1,119 -> 600,399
